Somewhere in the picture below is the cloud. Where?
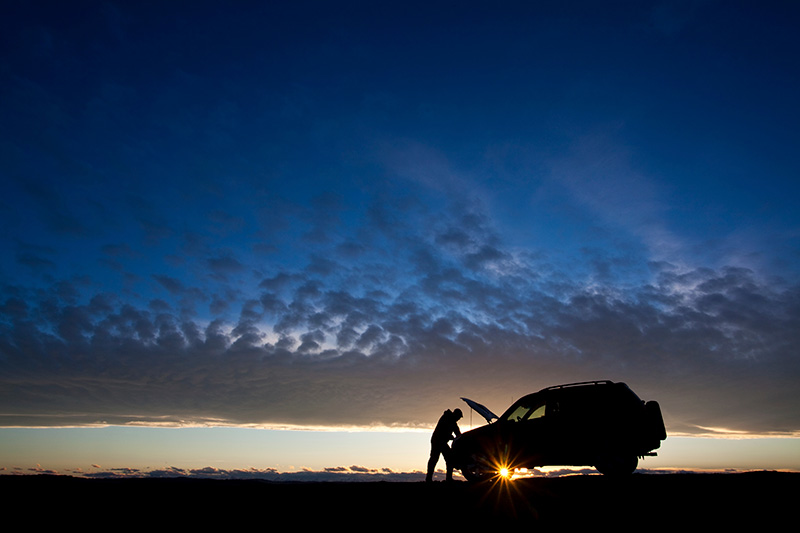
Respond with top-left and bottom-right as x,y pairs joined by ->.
1,212 -> 797,437
2,153 -> 799,436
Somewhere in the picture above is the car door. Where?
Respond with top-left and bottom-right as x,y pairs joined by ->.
505,395 -> 555,466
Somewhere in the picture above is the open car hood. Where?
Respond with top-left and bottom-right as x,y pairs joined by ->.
461,397 -> 498,424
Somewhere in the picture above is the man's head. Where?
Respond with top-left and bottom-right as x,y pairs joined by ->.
454,408 -> 463,420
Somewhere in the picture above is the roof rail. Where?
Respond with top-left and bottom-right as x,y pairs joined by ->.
543,380 -> 614,391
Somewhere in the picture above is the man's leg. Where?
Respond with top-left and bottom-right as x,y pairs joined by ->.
425,442 -> 449,481
426,445 -> 440,482
443,445 -> 455,481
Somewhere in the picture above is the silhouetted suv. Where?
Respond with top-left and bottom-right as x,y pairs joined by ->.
451,380 -> 666,479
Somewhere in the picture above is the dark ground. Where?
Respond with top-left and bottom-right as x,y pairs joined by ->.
3,471 -> 796,528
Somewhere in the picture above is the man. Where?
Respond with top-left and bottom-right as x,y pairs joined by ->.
426,407 -> 463,482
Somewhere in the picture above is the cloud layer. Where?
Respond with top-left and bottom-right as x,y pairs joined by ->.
2,186 -> 798,436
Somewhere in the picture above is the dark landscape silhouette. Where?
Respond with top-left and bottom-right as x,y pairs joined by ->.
4,471 -> 795,528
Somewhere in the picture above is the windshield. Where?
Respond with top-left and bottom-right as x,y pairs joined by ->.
500,394 -> 546,422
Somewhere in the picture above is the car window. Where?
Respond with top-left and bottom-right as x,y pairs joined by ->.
503,400 -> 546,422
504,405 -> 529,422
530,404 -> 546,419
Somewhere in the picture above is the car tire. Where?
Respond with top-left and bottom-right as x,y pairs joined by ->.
595,454 -> 638,476
461,467 -> 485,482
460,455 -> 495,482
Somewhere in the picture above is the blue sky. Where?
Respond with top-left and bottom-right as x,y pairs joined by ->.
1,1 -> 799,475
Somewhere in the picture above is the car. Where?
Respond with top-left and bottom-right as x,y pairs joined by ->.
451,380 -> 667,480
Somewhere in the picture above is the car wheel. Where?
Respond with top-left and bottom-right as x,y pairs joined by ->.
460,455 -> 495,482
595,454 -> 638,476
461,467 -> 484,482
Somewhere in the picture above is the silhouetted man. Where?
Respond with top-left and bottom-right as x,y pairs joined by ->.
426,407 -> 463,482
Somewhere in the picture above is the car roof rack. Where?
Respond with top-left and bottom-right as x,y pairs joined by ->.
542,380 -> 614,391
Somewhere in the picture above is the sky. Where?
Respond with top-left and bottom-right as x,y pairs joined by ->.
1,1 -> 799,477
